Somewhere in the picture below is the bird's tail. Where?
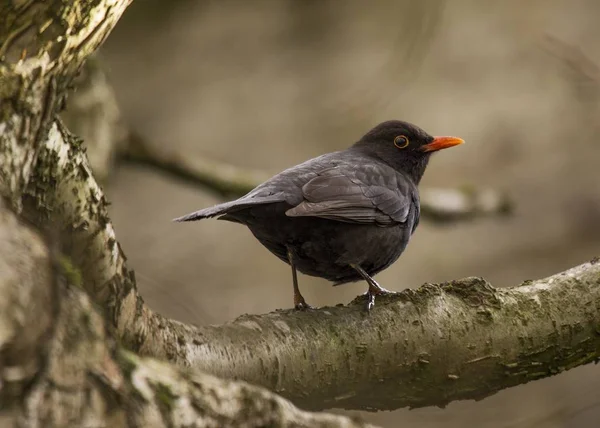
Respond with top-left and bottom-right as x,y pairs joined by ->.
173,194 -> 285,222
173,201 -> 239,222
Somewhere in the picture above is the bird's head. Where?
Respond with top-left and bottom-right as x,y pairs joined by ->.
352,120 -> 464,184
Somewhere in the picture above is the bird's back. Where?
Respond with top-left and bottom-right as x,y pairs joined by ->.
240,151 -> 348,206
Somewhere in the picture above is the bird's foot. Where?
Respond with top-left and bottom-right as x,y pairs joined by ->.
362,287 -> 396,311
294,293 -> 314,310
364,286 -> 394,295
294,301 -> 314,311
364,292 -> 376,311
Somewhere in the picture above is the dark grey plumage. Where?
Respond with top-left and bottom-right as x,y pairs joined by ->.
175,120 -> 463,309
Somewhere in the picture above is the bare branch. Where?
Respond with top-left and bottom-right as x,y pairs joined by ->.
123,132 -> 512,222
124,131 -> 269,197
419,186 -> 511,222
541,35 -> 600,85
189,262 -> 600,411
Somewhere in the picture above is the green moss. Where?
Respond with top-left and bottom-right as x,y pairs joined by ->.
154,382 -> 177,412
116,350 -> 139,378
0,73 -> 21,107
441,277 -> 501,309
57,253 -> 82,288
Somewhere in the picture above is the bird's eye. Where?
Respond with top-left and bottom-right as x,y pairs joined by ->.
394,135 -> 409,149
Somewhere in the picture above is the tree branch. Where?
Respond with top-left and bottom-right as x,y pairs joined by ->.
1,0 -> 597,420
123,132 -> 512,222
13,118 -> 600,412
0,0 -> 132,208
0,203 -> 373,428
56,56 -> 512,222
189,262 -> 600,411
541,35 -> 600,85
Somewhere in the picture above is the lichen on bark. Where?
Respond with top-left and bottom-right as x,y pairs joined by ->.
1,0 -> 600,425
0,0 -> 132,206
10,116 -> 600,413
0,204 -> 373,427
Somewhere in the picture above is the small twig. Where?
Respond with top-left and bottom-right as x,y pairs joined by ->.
123,132 -> 268,197
541,34 -> 600,85
122,132 -> 512,222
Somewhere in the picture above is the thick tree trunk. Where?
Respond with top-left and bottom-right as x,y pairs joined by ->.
0,0 -> 132,207
0,204 -> 372,428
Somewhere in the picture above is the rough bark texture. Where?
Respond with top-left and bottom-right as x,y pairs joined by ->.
16,118 -> 600,412
0,204 -> 372,428
188,264 -> 600,411
0,0 -> 131,207
1,0 -> 599,423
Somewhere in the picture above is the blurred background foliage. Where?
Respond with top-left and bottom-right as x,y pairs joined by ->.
96,1 -> 600,426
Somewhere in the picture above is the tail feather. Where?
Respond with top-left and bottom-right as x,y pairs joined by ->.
173,201 -> 237,222
173,194 -> 285,222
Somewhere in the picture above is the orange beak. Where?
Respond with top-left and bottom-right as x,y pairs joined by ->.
421,136 -> 464,153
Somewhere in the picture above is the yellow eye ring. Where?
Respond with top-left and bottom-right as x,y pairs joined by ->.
394,135 -> 409,149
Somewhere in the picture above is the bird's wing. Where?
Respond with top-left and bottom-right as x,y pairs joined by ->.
174,154 -> 342,222
173,194 -> 287,222
285,165 -> 415,226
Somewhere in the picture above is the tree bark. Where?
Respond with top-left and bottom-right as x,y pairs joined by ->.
187,262 -> 600,411
1,0 -> 599,422
0,0 -> 131,208
15,117 -> 600,412
0,203 -> 373,428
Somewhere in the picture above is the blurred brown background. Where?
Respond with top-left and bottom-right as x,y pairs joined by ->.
99,1 -> 600,426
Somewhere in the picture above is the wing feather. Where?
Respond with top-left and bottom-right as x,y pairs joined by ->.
285,165 -> 415,225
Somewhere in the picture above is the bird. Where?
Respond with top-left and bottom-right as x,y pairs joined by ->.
174,120 -> 464,310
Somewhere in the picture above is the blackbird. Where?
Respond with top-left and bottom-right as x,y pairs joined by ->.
175,120 -> 463,310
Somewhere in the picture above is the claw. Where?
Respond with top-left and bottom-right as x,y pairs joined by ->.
294,301 -> 314,311
360,283 -> 396,311
364,292 -> 376,311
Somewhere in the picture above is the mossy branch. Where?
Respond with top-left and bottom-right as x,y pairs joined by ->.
129,259 -> 600,411
0,0 -> 132,206
13,120 -> 600,411
1,0 -> 598,422
0,204 -> 372,428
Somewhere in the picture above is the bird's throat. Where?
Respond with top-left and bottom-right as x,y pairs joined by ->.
401,154 -> 431,185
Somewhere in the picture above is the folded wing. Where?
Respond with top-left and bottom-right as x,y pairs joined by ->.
285,165 -> 415,226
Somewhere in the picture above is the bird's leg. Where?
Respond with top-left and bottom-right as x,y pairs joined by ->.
287,248 -> 312,310
350,264 -> 394,311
